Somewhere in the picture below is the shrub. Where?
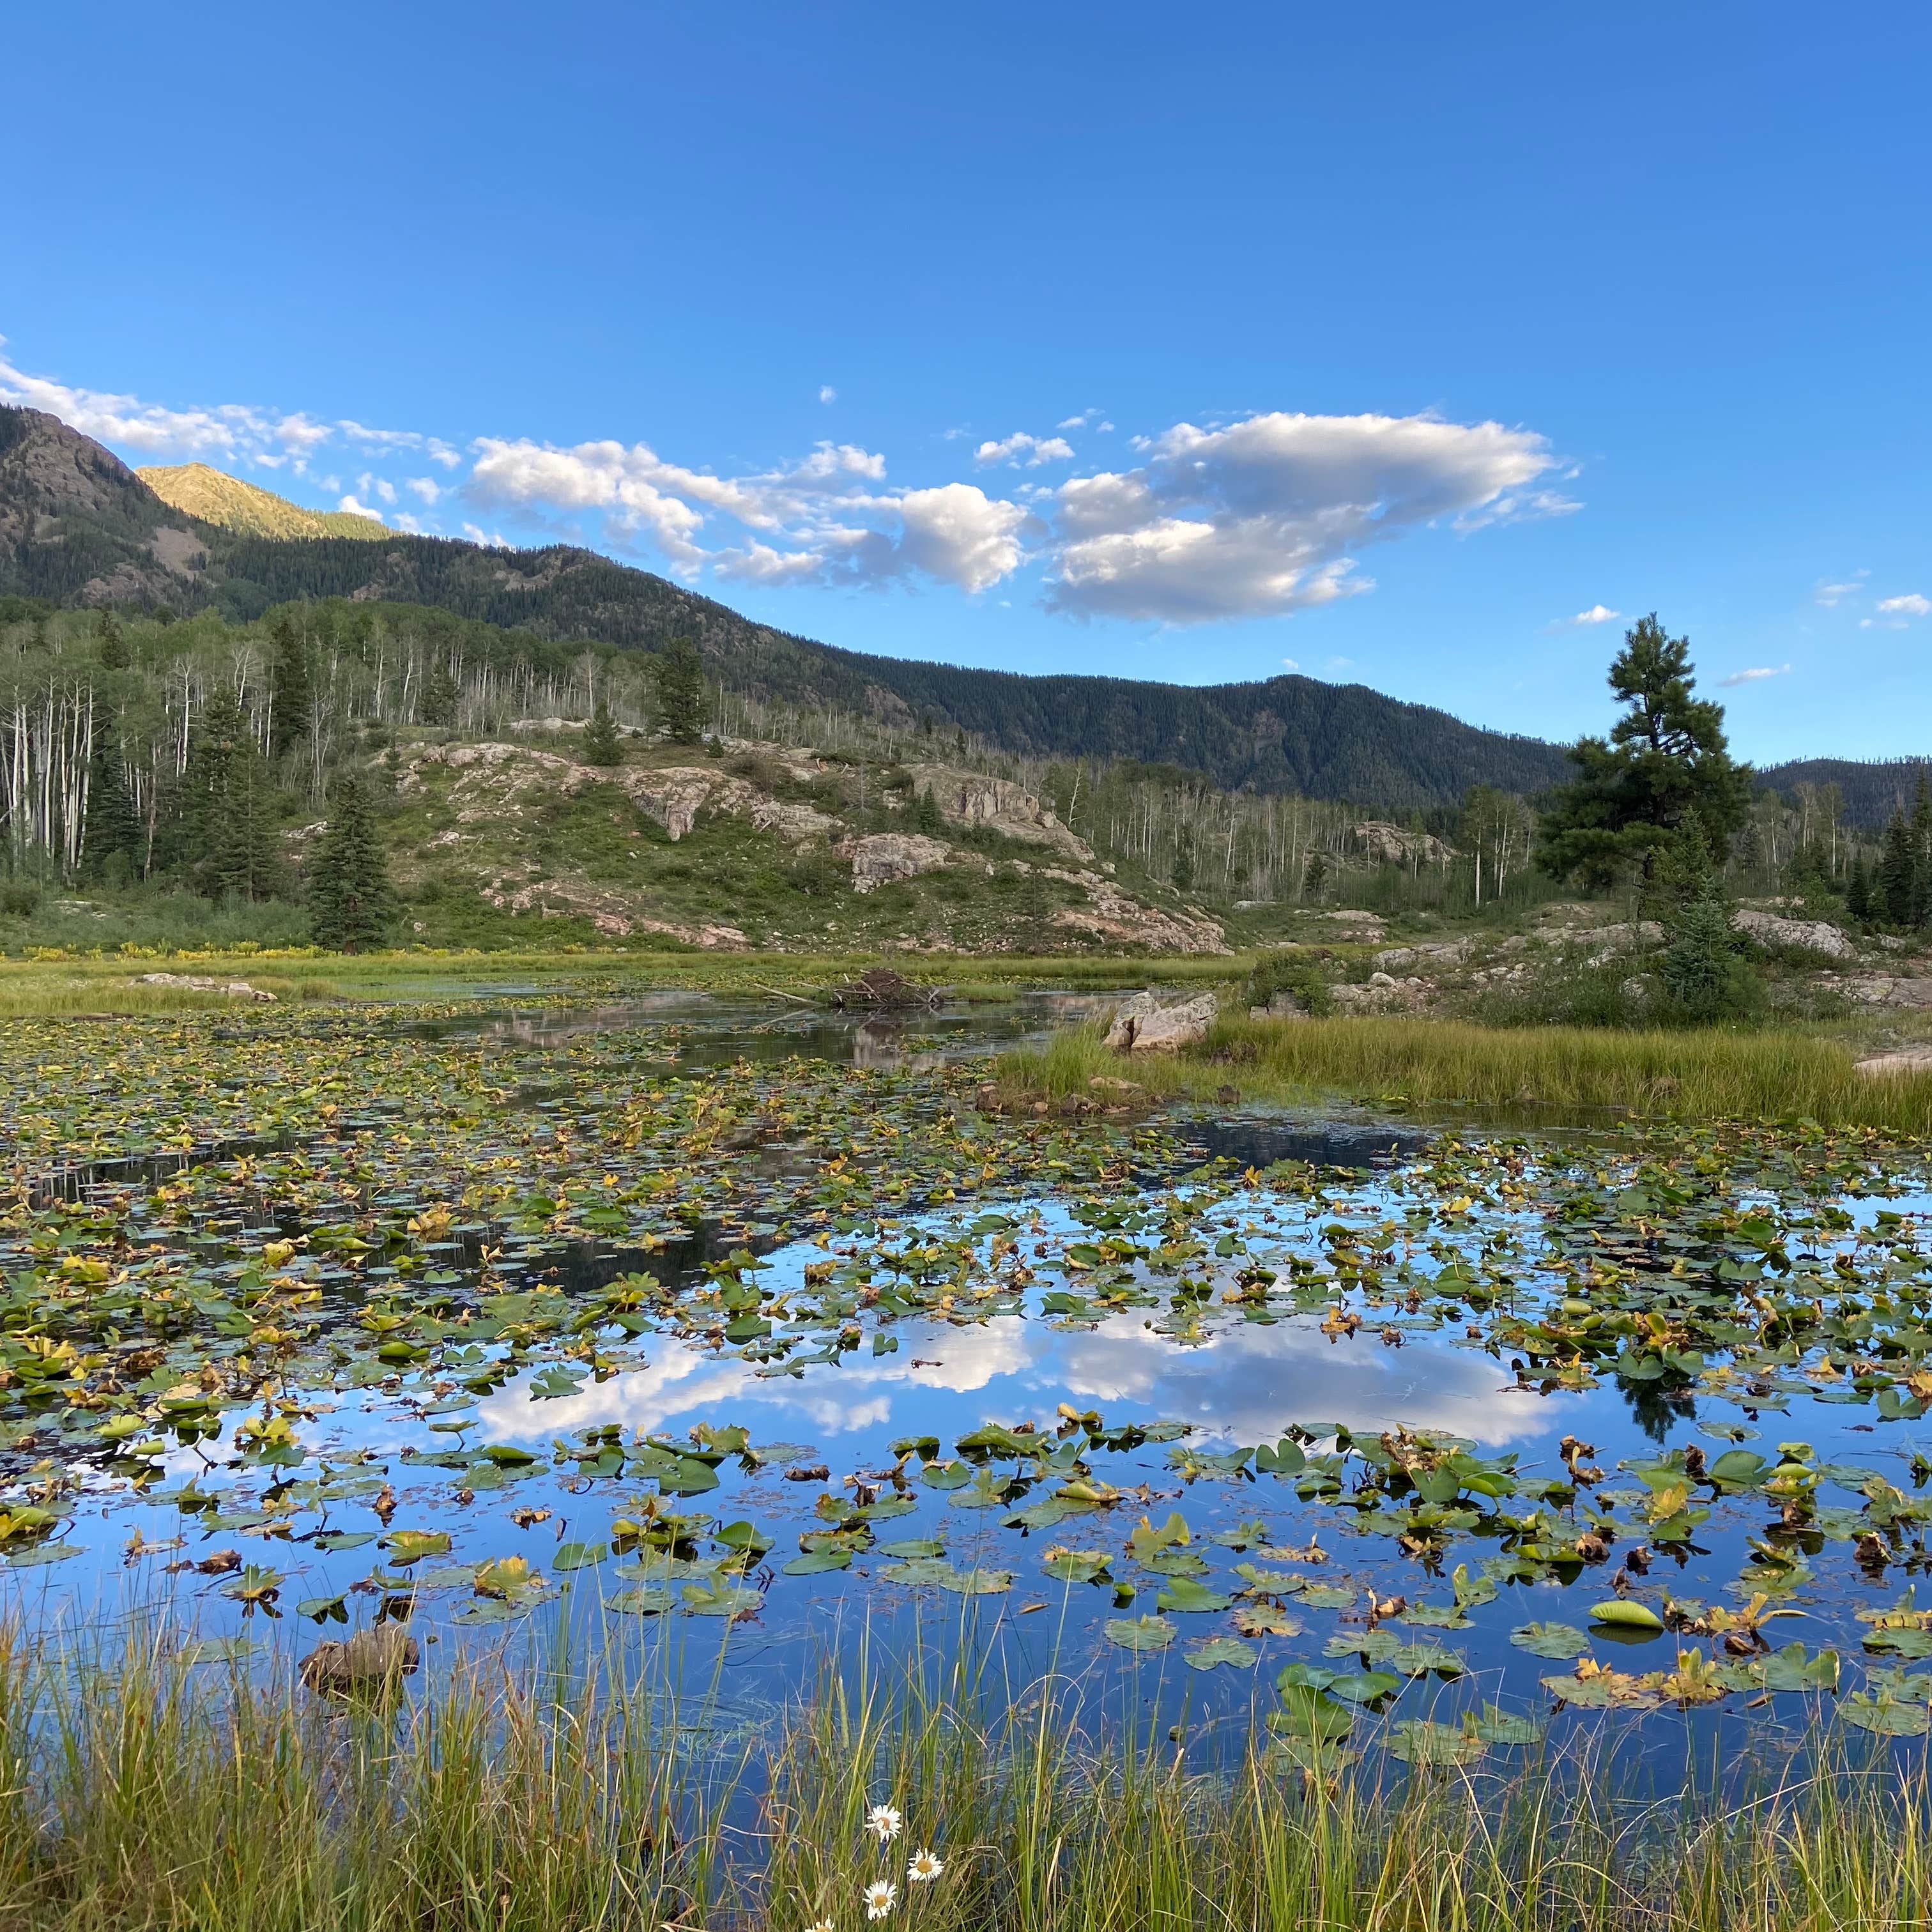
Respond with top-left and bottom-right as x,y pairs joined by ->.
1243,948 -> 1332,1016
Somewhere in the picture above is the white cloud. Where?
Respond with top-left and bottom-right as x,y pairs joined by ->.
336,494 -> 386,525
1043,410 -> 1568,622
1877,592 -> 1931,618
1814,573 -> 1867,607
1718,664 -> 1791,686
974,431 -> 1077,468
461,521 -> 509,547
818,384 -> 837,404
1566,603 -> 1620,626
893,483 -> 1028,591
356,472 -> 399,506
404,475 -> 442,505
1280,657 -> 1300,671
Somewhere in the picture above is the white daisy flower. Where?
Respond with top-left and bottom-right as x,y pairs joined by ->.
865,1803 -> 903,1843
862,1878 -> 898,1919
907,1848 -> 944,1883
804,1921 -> 836,1932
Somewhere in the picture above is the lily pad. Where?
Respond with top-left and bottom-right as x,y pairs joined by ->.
1105,1614 -> 1177,1652
1184,1637 -> 1258,1671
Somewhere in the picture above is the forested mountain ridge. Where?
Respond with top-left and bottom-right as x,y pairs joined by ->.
0,405 -> 1917,816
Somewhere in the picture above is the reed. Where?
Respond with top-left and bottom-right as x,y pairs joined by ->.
997,1016 -> 1932,1135
5,1619 -> 1932,1931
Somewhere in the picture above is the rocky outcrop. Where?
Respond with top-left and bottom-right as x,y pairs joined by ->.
840,832 -> 958,892
1854,1045 -> 1932,1080
1819,974 -> 1932,1009
1731,908 -> 1855,958
1352,821 -> 1455,867
905,763 -> 1093,861
135,972 -> 277,1001
1044,871 -> 1229,953
1373,938 -> 1475,972
1105,990 -> 1218,1052
1330,972 -> 1438,1014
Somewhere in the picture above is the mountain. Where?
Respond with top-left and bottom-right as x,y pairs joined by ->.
0,405 -> 1917,815
136,461 -> 390,540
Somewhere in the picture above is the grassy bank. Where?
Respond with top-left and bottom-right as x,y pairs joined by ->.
997,1015 -> 1932,1135
3,1627 -> 1929,1932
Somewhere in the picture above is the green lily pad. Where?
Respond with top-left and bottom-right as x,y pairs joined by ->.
1105,1614 -> 1177,1652
1184,1637 -> 1259,1671
1156,1577 -> 1232,1614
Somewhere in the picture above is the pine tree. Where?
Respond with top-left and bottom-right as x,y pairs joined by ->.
1536,615 -> 1753,891
1660,871 -> 1761,1023
270,612 -> 312,755
912,786 -> 943,834
81,735 -> 141,882
419,658 -> 459,729
651,640 -> 705,746
206,735 -> 284,901
1880,810 -> 1917,929
155,687 -> 243,884
309,773 -> 398,952
581,698 -> 624,767
96,610 -> 130,671
1302,851 -> 1330,900
1845,856 -> 1871,924
1911,770 -> 1932,929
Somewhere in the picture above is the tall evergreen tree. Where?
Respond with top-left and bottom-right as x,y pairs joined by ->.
206,735 -> 284,901
581,697 -> 624,767
1535,615 -> 1752,891
1845,855 -> 1871,924
270,612 -> 313,755
419,657 -> 460,728
1911,770 -> 1932,929
651,639 -> 705,746
96,610 -> 130,671
81,735 -> 141,882
155,687 -> 243,883
309,773 -> 397,951
1878,809 -> 1917,928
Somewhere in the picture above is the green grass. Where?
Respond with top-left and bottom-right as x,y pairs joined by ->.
997,1015 -> 1932,1134
6,1620 -> 1932,1932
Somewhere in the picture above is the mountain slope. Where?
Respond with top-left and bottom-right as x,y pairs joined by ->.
1,406 -> 1917,815
136,461 -> 389,540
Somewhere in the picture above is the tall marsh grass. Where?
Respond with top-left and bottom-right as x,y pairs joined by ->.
5,1620 -> 1932,1931
999,1017 -> 1932,1135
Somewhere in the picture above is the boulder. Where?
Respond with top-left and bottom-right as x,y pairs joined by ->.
1731,908 -> 1855,959
1854,1045 -> 1932,1080
300,1625 -> 420,1696
903,763 -> 1093,861
839,832 -> 956,893
1373,939 -> 1473,973
1104,990 -> 1218,1052
1825,975 -> 1932,1009
137,972 -> 275,1002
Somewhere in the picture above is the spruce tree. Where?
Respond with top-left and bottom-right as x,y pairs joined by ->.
82,736 -> 142,882
1912,770 -> 1932,929
309,773 -> 398,952
581,698 -> 625,767
1880,810 -> 1918,929
207,735 -> 284,901
651,640 -> 706,746
156,687 -> 242,884
96,610 -> 130,671
270,612 -> 313,755
1536,615 -> 1752,891
1846,857 -> 1871,924
419,658 -> 459,729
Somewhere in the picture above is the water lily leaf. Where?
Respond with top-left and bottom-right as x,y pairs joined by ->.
551,1542 -> 607,1572
384,1530 -> 452,1565
1326,1669 -> 1402,1705
309,1530 -> 377,1552
1385,1641 -> 1464,1678
1269,1683 -> 1356,1740
1470,1703 -> 1544,1745
604,1585 -> 677,1615
1185,1637 -> 1258,1672
3,1543 -> 80,1568
1041,1549 -> 1112,1584
1707,1449 -> 1768,1491
917,1460 -> 973,1490
877,1538 -> 946,1559
1297,1585 -> 1354,1611
681,1579 -> 763,1616
1105,1614 -> 1177,1652
1399,1601 -> 1469,1629
1841,1693 -> 1931,1735
781,1549 -> 852,1575
1156,1577 -> 1232,1614
1232,1602 -> 1302,1637
451,1595 -> 537,1624
1588,1599 -> 1664,1634
1388,1720 -> 1487,1765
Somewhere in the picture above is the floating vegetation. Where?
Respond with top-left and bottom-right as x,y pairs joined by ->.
6,993 -> 1932,1756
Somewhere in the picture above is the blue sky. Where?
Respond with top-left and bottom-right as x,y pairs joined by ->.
4,1 -> 1927,762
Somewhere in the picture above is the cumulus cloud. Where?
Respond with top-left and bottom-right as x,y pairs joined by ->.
1718,664 -> 1791,686
818,384 -> 837,404
336,494 -> 386,524
1878,592 -> 1931,618
1043,410 -> 1568,622
4,346 -> 1572,622
1280,656 -> 1300,671
1814,574 -> 1867,607
974,431 -> 1076,468
1566,603 -> 1621,626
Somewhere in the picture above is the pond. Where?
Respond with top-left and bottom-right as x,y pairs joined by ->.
6,986 -> 1932,1781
